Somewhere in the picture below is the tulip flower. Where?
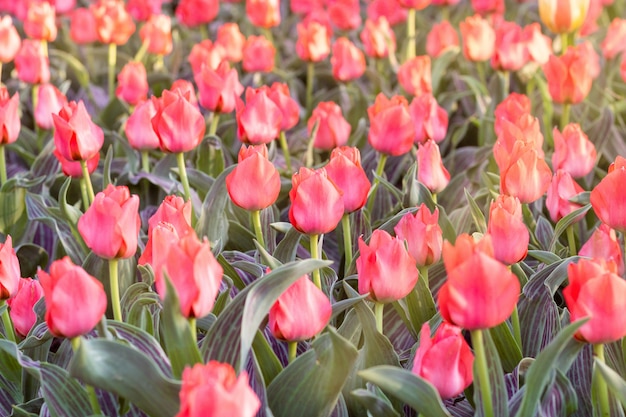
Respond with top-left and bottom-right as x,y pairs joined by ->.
236,87 -> 282,145
360,17 -> 396,59
543,42 -> 599,105
416,140 -> 451,194
38,257 -> 107,339
499,141 -> 551,204
175,0 -> 219,27
412,322 -> 474,400
539,0 -> 590,34
54,149 -> 100,179
69,8 -> 99,45
139,14 -> 173,57
409,93 -> 448,144
590,156 -> 626,233
297,20 -> 331,112
366,0 -> 407,26
491,21 -> 528,72
493,115 -> 544,172
188,40 -> 225,74
215,23 -> 246,63
579,224 -> 624,276
522,23 -> 553,66
546,170 -> 585,223
486,195 -> 529,265
35,83 -> 68,130
368,94 -> 415,157
175,362 -> 260,417
471,0 -> 504,15
14,40 -> 50,85
0,87 -> 21,145
308,102 -> 351,151
426,21 -> 460,58
0,16 -> 21,65
24,1 -> 57,42
494,93 -> 531,137
397,56 -> 433,97
246,0 -> 281,28
125,99 -> 161,153
151,224 -> 223,319
552,124 -> 596,179
242,36 -> 276,73
394,204 -> 443,267
126,0 -> 162,21
116,62 -> 149,106
6,278 -> 44,338
460,15 -> 495,63
195,60 -> 244,116
0,235 -> 20,342
331,37 -> 366,83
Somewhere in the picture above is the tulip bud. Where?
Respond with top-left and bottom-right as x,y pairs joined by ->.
296,20 -> 331,62
368,94 -> 415,157
325,147 -> 371,213
246,0 -> 281,28
35,84 -> 68,130
125,99 -> 161,151
195,61 -> 244,114
236,87 -> 282,145
116,62 -> 149,106
0,236 -> 20,301
426,21 -> 459,58
151,89 -> 206,153
579,224 -> 624,276
416,140 -> 450,194
242,36 -> 276,73
6,278 -> 44,337
590,156 -> 626,233
394,204 -> 443,267
308,102 -> 351,150
552,124 -> 596,179
487,195 -> 528,265
139,14 -> 173,56
53,101 -> 104,161
398,56 -> 433,97
460,14 -> 495,62
539,0 -> 589,34
0,16 -> 21,63
360,17 -> 396,59
0,87 -> 20,145
176,0 -> 218,27
331,37 -> 366,82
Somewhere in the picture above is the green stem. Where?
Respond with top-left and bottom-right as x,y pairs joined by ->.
560,32 -> 569,55
251,210 -> 266,249
208,113 -> 220,136
511,304 -> 522,351
108,43 -> 117,100
476,61 -> 487,88
561,103 -> 571,130
566,224 -> 577,257
441,6 -> 450,20
199,25 -> 208,40
288,341 -> 297,363
188,317 -> 196,340
306,62 -> 314,117
176,152 -> 191,202
471,329 -> 494,417
305,119 -> 319,168
0,300 -> 16,343
594,343 -> 611,417
141,151 -> 150,173
80,177 -> 89,212
310,234 -> 321,290
279,131 -> 293,173
418,265 -> 429,288
32,85 -> 41,148
341,214 -> 352,274
133,39 -> 149,63
375,302 -> 384,334
0,145 -> 7,186
80,160 -> 95,205
109,259 -> 122,322
500,70 -> 510,99
405,8 -> 416,62
0,62 -> 3,83
366,153 -> 388,215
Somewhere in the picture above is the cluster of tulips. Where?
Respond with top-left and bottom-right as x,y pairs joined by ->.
2,0 -> 626,415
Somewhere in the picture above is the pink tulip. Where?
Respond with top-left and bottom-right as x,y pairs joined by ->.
52,100 -> 104,161
125,99 -> 161,151
417,140 -> 450,194
236,87 -> 283,145
486,195 -> 528,264
0,87 -> 20,145
0,236 -> 20,300
394,204 -> 443,267
7,278 -> 44,337
116,62 -> 149,106
368,94 -> 415,157
35,83 -> 68,130
308,102 -> 351,150
324,147 -> 371,213
151,89 -> 206,153
579,224 -> 624,276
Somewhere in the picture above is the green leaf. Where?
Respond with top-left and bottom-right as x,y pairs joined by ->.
273,226 -> 302,264
351,388 -> 401,417
68,339 -> 181,417
15,244 -> 48,278
195,134 -> 225,178
251,330 -> 283,386
473,329 -> 509,417
526,250 -> 561,265
0,180 -> 26,235
267,328 -> 359,417
549,204 -> 592,252
464,188 -> 487,234
216,253 -> 247,291
398,276 -> 437,338
489,321 -> 523,373
49,49 -> 90,87
195,165 -> 235,253
359,366 -> 452,417
595,359 -> 626,410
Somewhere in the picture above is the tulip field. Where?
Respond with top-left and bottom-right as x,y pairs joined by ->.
2,0 -> 626,416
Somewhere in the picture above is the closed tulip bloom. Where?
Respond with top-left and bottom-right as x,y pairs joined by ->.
140,14 -> 173,56
15,40 -> 50,84
552,124 -> 596,178
357,229 -> 419,303
409,93 -> 448,144
412,322 -> 474,400
471,0 -> 504,14
125,99 -> 161,151
6,278 -> 44,337
543,42 -> 599,104
579,224 -> 624,276
399,0 -> 431,9
438,234 -> 520,330
500,142 -> 552,204
171,79 -> 199,108
368,94 -> 415,156
325,147 -> 371,213
175,362 -> 260,417
116,62 -> 149,106
564,258 -> 626,344
35,83 -> 68,130
266,83 -> 300,131
38,257 -> 107,338
460,15 -> 496,62
0,236 -> 20,300
269,275 -> 332,341
290,0 -> 322,14
78,185 -> 141,260
308,102 -> 351,150
417,140 -> 450,194
491,21 -> 528,72
54,149 -> 100,178
91,0 -> 136,45
216,23 -> 246,63
195,61 -> 244,114
539,0 -> 589,34
493,115 -> 544,171
151,89 -> 206,153
151,224 -> 223,318
139,195 -> 194,266
331,37 -> 366,82
328,0 -> 361,31
601,18 -> 626,59
494,93 -> 531,137
70,8 -> 99,45
289,167 -> 344,235
426,21 -> 460,58
523,23 -> 552,65
242,36 -> 276,73
398,56 -> 433,97
0,16 -> 20,63
360,17 -> 396,59
366,0 -> 407,26
590,156 -> 626,232
246,0 -> 281,28
226,144 -> 281,211
394,204 -> 443,267
0,88 -> 20,145
296,20 -> 331,62
487,195 -> 528,264
188,40 -> 225,74
52,0 -> 77,14
24,1 -> 57,42
236,87 -> 282,145
175,0 -> 218,27
53,101 -> 104,161
126,0 -> 162,21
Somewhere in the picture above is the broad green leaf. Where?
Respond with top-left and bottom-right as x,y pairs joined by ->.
69,339 -> 181,417
351,388 -> 401,417
549,204 -> 592,252
195,134 -> 225,178
273,226 -> 302,264
216,253 -> 247,291
490,321 -> 523,373
399,276 -> 437,338
526,250 -> 561,265
267,328 -> 359,417
359,366 -> 452,417
195,165 -> 235,252
595,359 -> 626,411
251,330 -> 283,385
464,188 -> 487,234
0,180 -> 26,235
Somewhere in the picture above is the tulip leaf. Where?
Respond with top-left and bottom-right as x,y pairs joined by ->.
526,250 -> 561,265
399,276 -> 437,338
196,165 -> 235,252
68,339 -> 181,417
49,49 -> 90,88
273,226 -> 302,264
351,388 -> 401,417
267,328 -> 359,417
548,204 -> 592,252
514,319 -> 586,417
216,253 -> 247,291
195,134 -> 225,178
464,188 -> 487,234
251,330 -> 283,385
595,359 -> 626,410
0,179 -> 26,235
201,258 -> 332,372
489,321 -> 523,373
473,329 -> 510,417
358,366 -> 452,417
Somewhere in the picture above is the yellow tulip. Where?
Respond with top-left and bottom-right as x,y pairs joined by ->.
538,0 -> 590,34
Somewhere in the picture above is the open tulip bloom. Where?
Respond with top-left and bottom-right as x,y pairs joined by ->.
4,2 -> 626,417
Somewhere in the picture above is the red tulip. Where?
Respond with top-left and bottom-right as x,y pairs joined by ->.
126,0 -> 162,21
78,185 -> 141,260
564,258 -> 626,344
175,361 -> 260,417
296,20 -> 331,62
460,14 -> 495,62
360,17 -> 396,59
494,93 -> 531,137
324,147 -> 371,213
242,36 -> 276,73
486,195 -> 528,265
0,236 -> 20,300
543,42 -> 599,104
366,0 -> 407,26
471,0 -> 504,15
269,275 -> 332,341
0,87 -> 20,145
368,94 -> 415,156
399,0 -> 431,8
54,149 -> 100,178
91,0 -> 136,45
417,140 -> 450,194
398,56 -> 433,97
15,39 -> 50,84
438,234 -> 520,330
412,322 -> 474,399
357,229 -> 419,303
394,204 -> 443,267
35,83 -> 68,130
308,101 -> 351,150
236,87 -> 282,145
216,23 -> 246,63
289,167 -> 344,235
491,20 -> 528,72
52,100 -> 104,161
226,144 -> 281,211
499,141 -> 551,204
0,16 -> 21,63
116,62 -> 149,106
171,80 -> 199,108
590,156 -> 626,232
38,257 -> 107,338
188,40 -> 225,74
125,99 -> 161,151
195,61 -> 244,114
426,20 -> 460,58
151,89 -> 206,153
69,8 -> 99,45
246,0 -> 280,28
176,0 -> 218,27
266,83 -> 300,131
552,123 -> 596,178
328,0 -> 361,31
579,224 -> 624,276
6,278 -> 44,337
409,93 -> 448,144
139,14 -> 173,56
331,37 -> 366,82
24,1 -> 57,42
493,115 -> 544,172
151,224 -> 223,318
